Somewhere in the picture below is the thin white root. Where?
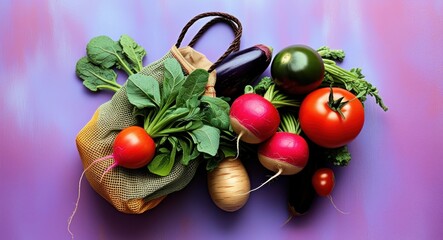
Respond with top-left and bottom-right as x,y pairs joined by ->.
234,132 -> 244,160
67,155 -> 113,239
281,213 -> 293,227
327,195 -> 350,215
238,168 -> 283,195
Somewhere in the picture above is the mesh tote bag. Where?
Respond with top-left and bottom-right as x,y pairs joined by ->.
75,12 -> 242,214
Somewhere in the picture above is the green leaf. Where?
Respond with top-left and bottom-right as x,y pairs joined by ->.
86,36 -> 121,69
162,58 -> 185,104
119,34 -> 146,72
86,35 -> 135,76
324,145 -> 352,166
201,96 -> 231,130
148,139 -> 177,176
190,125 -> 220,156
126,73 -> 161,109
176,69 -> 208,107
75,57 -> 121,92
206,158 -> 222,172
317,46 -> 345,61
147,153 -> 175,176
177,137 -> 193,165
253,76 -> 273,95
220,145 -> 237,158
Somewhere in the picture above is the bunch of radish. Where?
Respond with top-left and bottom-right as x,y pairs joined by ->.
228,92 -> 310,194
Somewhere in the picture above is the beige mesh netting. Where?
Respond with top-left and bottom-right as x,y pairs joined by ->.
75,12 -> 242,214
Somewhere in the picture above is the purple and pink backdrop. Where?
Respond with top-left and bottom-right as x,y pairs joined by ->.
1,1 -> 442,239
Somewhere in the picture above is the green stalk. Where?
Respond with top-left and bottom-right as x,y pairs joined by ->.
148,110 -> 189,137
264,84 -> 301,108
322,58 -> 388,111
115,53 -> 134,76
96,85 -> 120,92
145,106 -> 168,135
279,112 -> 301,134
100,47 -> 135,75
89,71 -> 122,91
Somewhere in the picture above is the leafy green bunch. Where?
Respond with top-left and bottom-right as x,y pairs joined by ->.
76,35 -> 146,92
126,58 -> 234,176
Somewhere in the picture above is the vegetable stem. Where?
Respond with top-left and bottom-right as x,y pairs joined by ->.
145,97 -> 177,135
88,70 -> 122,91
263,84 -> 301,108
279,112 -> 301,134
147,109 -> 189,137
321,55 -> 388,111
95,84 -> 121,92
115,53 -> 135,76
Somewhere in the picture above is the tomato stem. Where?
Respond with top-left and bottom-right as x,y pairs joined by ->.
327,86 -> 348,119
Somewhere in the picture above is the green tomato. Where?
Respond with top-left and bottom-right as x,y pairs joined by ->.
271,45 -> 324,95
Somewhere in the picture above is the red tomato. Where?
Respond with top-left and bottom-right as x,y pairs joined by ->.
299,87 -> 365,148
113,126 -> 156,169
312,168 -> 335,197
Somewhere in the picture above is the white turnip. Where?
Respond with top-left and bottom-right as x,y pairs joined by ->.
207,158 -> 250,212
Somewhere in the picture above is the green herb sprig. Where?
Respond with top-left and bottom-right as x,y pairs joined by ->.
317,46 -> 388,111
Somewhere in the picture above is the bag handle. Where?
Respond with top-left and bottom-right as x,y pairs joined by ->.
175,12 -> 242,72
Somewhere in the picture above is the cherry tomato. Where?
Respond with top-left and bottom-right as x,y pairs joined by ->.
299,87 -> 365,148
113,126 -> 156,169
311,168 -> 335,197
271,45 -> 324,95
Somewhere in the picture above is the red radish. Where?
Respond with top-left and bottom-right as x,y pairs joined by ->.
312,168 -> 349,214
103,125 -> 156,171
68,126 -> 155,239
248,112 -> 309,193
258,132 -> 309,175
229,93 -> 280,144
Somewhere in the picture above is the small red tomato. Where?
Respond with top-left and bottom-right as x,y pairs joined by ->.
312,168 -> 335,197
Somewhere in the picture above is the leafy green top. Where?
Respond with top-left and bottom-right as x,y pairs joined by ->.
126,58 -> 233,176
76,35 -> 146,93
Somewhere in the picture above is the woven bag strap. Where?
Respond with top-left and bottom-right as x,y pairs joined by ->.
175,12 -> 242,72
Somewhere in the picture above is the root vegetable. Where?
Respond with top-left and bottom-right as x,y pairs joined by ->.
207,158 -> 250,212
258,132 -> 309,175
68,126 -> 155,239
229,93 -> 280,144
248,112 -> 309,193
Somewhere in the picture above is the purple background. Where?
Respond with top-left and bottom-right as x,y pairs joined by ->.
1,1 -> 442,239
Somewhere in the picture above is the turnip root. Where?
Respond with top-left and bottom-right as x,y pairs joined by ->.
207,158 -> 250,212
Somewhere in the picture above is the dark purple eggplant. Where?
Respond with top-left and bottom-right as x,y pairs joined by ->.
287,140 -> 327,217
215,44 -> 273,99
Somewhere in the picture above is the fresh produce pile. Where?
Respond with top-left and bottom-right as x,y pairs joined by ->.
74,34 -> 387,220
